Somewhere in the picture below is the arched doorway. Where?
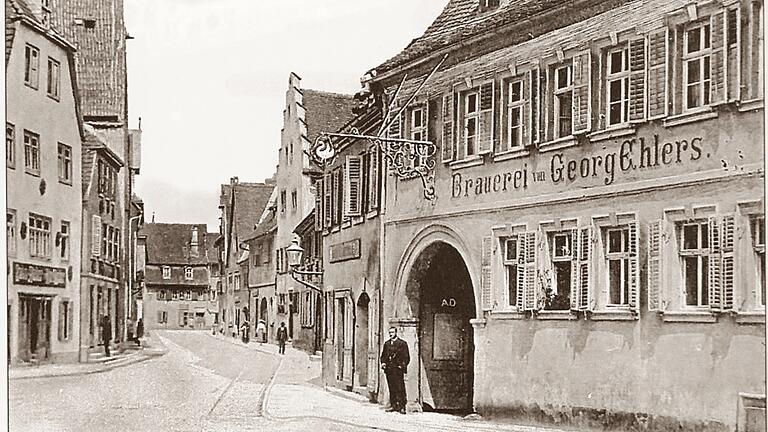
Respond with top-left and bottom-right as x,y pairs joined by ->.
355,293 -> 370,388
408,241 -> 475,412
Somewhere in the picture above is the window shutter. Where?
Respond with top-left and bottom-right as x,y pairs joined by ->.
314,178 -> 323,231
344,155 -> 363,217
726,6 -> 741,102
388,103 -> 402,140
477,81 -> 495,155
721,214 -> 735,310
157,310 -> 163,323
323,173 -> 332,228
57,302 -> 64,341
579,226 -> 593,310
628,222 -> 640,312
710,10 -> 727,105
368,147 -> 380,211
91,215 -> 102,257
628,37 -> 647,121
516,235 -> 526,308
68,301 -> 73,340
647,28 -> 669,119
481,236 -> 493,311
647,220 -> 663,311
522,231 -> 538,311
708,216 -> 723,311
572,50 -> 592,134
441,92 -> 455,163
529,67 -> 540,146
178,311 -> 184,326
570,228 -> 580,310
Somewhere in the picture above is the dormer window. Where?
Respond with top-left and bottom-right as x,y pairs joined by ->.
478,0 -> 500,13
74,18 -> 97,29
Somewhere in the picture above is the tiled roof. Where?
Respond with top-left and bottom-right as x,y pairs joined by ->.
245,210 -> 276,242
205,232 -> 220,263
303,89 -> 357,144
374,0 -> 605,75
51,0 -> 127,120
140,223 -> 209,265
221,182 -> 274,254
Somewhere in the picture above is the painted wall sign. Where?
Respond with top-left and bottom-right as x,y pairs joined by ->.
329,238 -> 362,263
13,262 -> 66,288
451,134 -> 704,198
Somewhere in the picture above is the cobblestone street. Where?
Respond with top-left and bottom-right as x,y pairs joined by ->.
9,331 -> 573,432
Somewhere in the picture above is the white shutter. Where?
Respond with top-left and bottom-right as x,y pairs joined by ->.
708,216 -> 723,311
721,215 -> 735,310
572,50 -> 592,134
323,173 -> 332,228
529,67 -> 540,146
315,178 -> 323,231
522,231 -> 538,311
441,92 -> 456,163
710,10 -> 728,105
368,147 -> 380,212
570,228 -> 580,310
628,37 -> 647,122
344,155 -> 363,218
91,215 -> 102,257
477,81 -> 495,154
647,220 -> 663,311
481,236 -> 493,311
628,222 -> 640,312
579,226 -> 593,310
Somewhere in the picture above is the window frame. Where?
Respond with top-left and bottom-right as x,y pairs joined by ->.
47,57 -> 60,100
7,210 -> 17,257
682,21 -> 713,111
504,79 -> 525,152
502,236 -> 520,308
547,230 -> 575,310
28,213 -> 52,259
410,106 -> 428,167
679,221 -> 710,308
162,266 -> 171,279
57,143 -> 73,184
605,227 -> 631,306
605,45 -> 631,126
184,266 -> 193,280
60,221 -> 70,261
461,89 -> 480,159
553,62 -> 574,138
24,44 -> 40,89
751,216 -> 765,309
6,123 -> 15,169
23,129 -> 40,176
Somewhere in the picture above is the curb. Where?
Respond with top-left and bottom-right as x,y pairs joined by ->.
324,386 -> 372,404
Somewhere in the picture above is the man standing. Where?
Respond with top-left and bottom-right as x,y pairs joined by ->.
380,326 -> 410,414
100,315 -> 112,357
276,321 -> 288,355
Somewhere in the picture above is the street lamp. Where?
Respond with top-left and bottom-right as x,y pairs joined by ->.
286,237 -> 322,293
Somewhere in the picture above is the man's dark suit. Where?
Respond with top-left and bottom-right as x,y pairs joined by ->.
380,336 -> 410,412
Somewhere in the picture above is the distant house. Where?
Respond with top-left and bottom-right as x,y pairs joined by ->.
6,0 -> 83,364
217,177 -> 273,337
138,223 -> 213,330
243,203 -> 277,342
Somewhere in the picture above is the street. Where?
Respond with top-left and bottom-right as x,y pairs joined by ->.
9,331 -> 569,432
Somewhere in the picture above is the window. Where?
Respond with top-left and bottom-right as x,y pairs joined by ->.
462,90 -> 479,157
7,210 -> 16,256
234,272 -> 240,290
60,221 -> 70,260
6,123 -> 15,168
24,44 -> 39,88
158,290 -> 166,301
605,228 -> 631,305
58,143 -> 72,184
47,57 -> 60,99
410,107 -> 427,167
503,237 -> 520,307
679,221 -> 710,307
157,310 -> 167,323
752,217 -> 765,307
162,266 -> 171,279
280,190 -> 286,213
185,267 -> 193,280
29,213 -> 52,258
291,190 -> 297,212
548,231 -> 574,310
504,80 -> 525,151
606,46 -> 630,126
554,63 -> 573,138
683,23 -> 712,110
23,130 -> 40,175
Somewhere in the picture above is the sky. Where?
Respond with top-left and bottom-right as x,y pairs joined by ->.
125,0 -> 448,231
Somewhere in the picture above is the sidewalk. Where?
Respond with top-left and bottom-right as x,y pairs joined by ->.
205,333 -> 571,432
9,330 -> 167,380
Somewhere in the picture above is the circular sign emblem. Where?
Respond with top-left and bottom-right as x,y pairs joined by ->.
312,135 -> 336,162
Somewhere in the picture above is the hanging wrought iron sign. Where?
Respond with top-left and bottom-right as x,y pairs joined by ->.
310,54 -> 448,201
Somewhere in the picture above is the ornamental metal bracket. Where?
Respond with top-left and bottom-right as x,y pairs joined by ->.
309,54 -> 448,201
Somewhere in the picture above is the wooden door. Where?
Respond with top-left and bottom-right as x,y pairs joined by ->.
420,301 -> 473,411
342,297 -> 353,387
367,289 -> 379,394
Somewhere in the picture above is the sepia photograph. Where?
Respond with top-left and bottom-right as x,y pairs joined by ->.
4,0 -> 766,431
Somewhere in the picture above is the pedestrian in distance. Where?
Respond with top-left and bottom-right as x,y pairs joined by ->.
276,322 -> 288,355
240,320 -> 250,344
100,315 -> 112,357
381,326 -> 410,414
257,319 -> 267,345
136,318 -> 144,346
